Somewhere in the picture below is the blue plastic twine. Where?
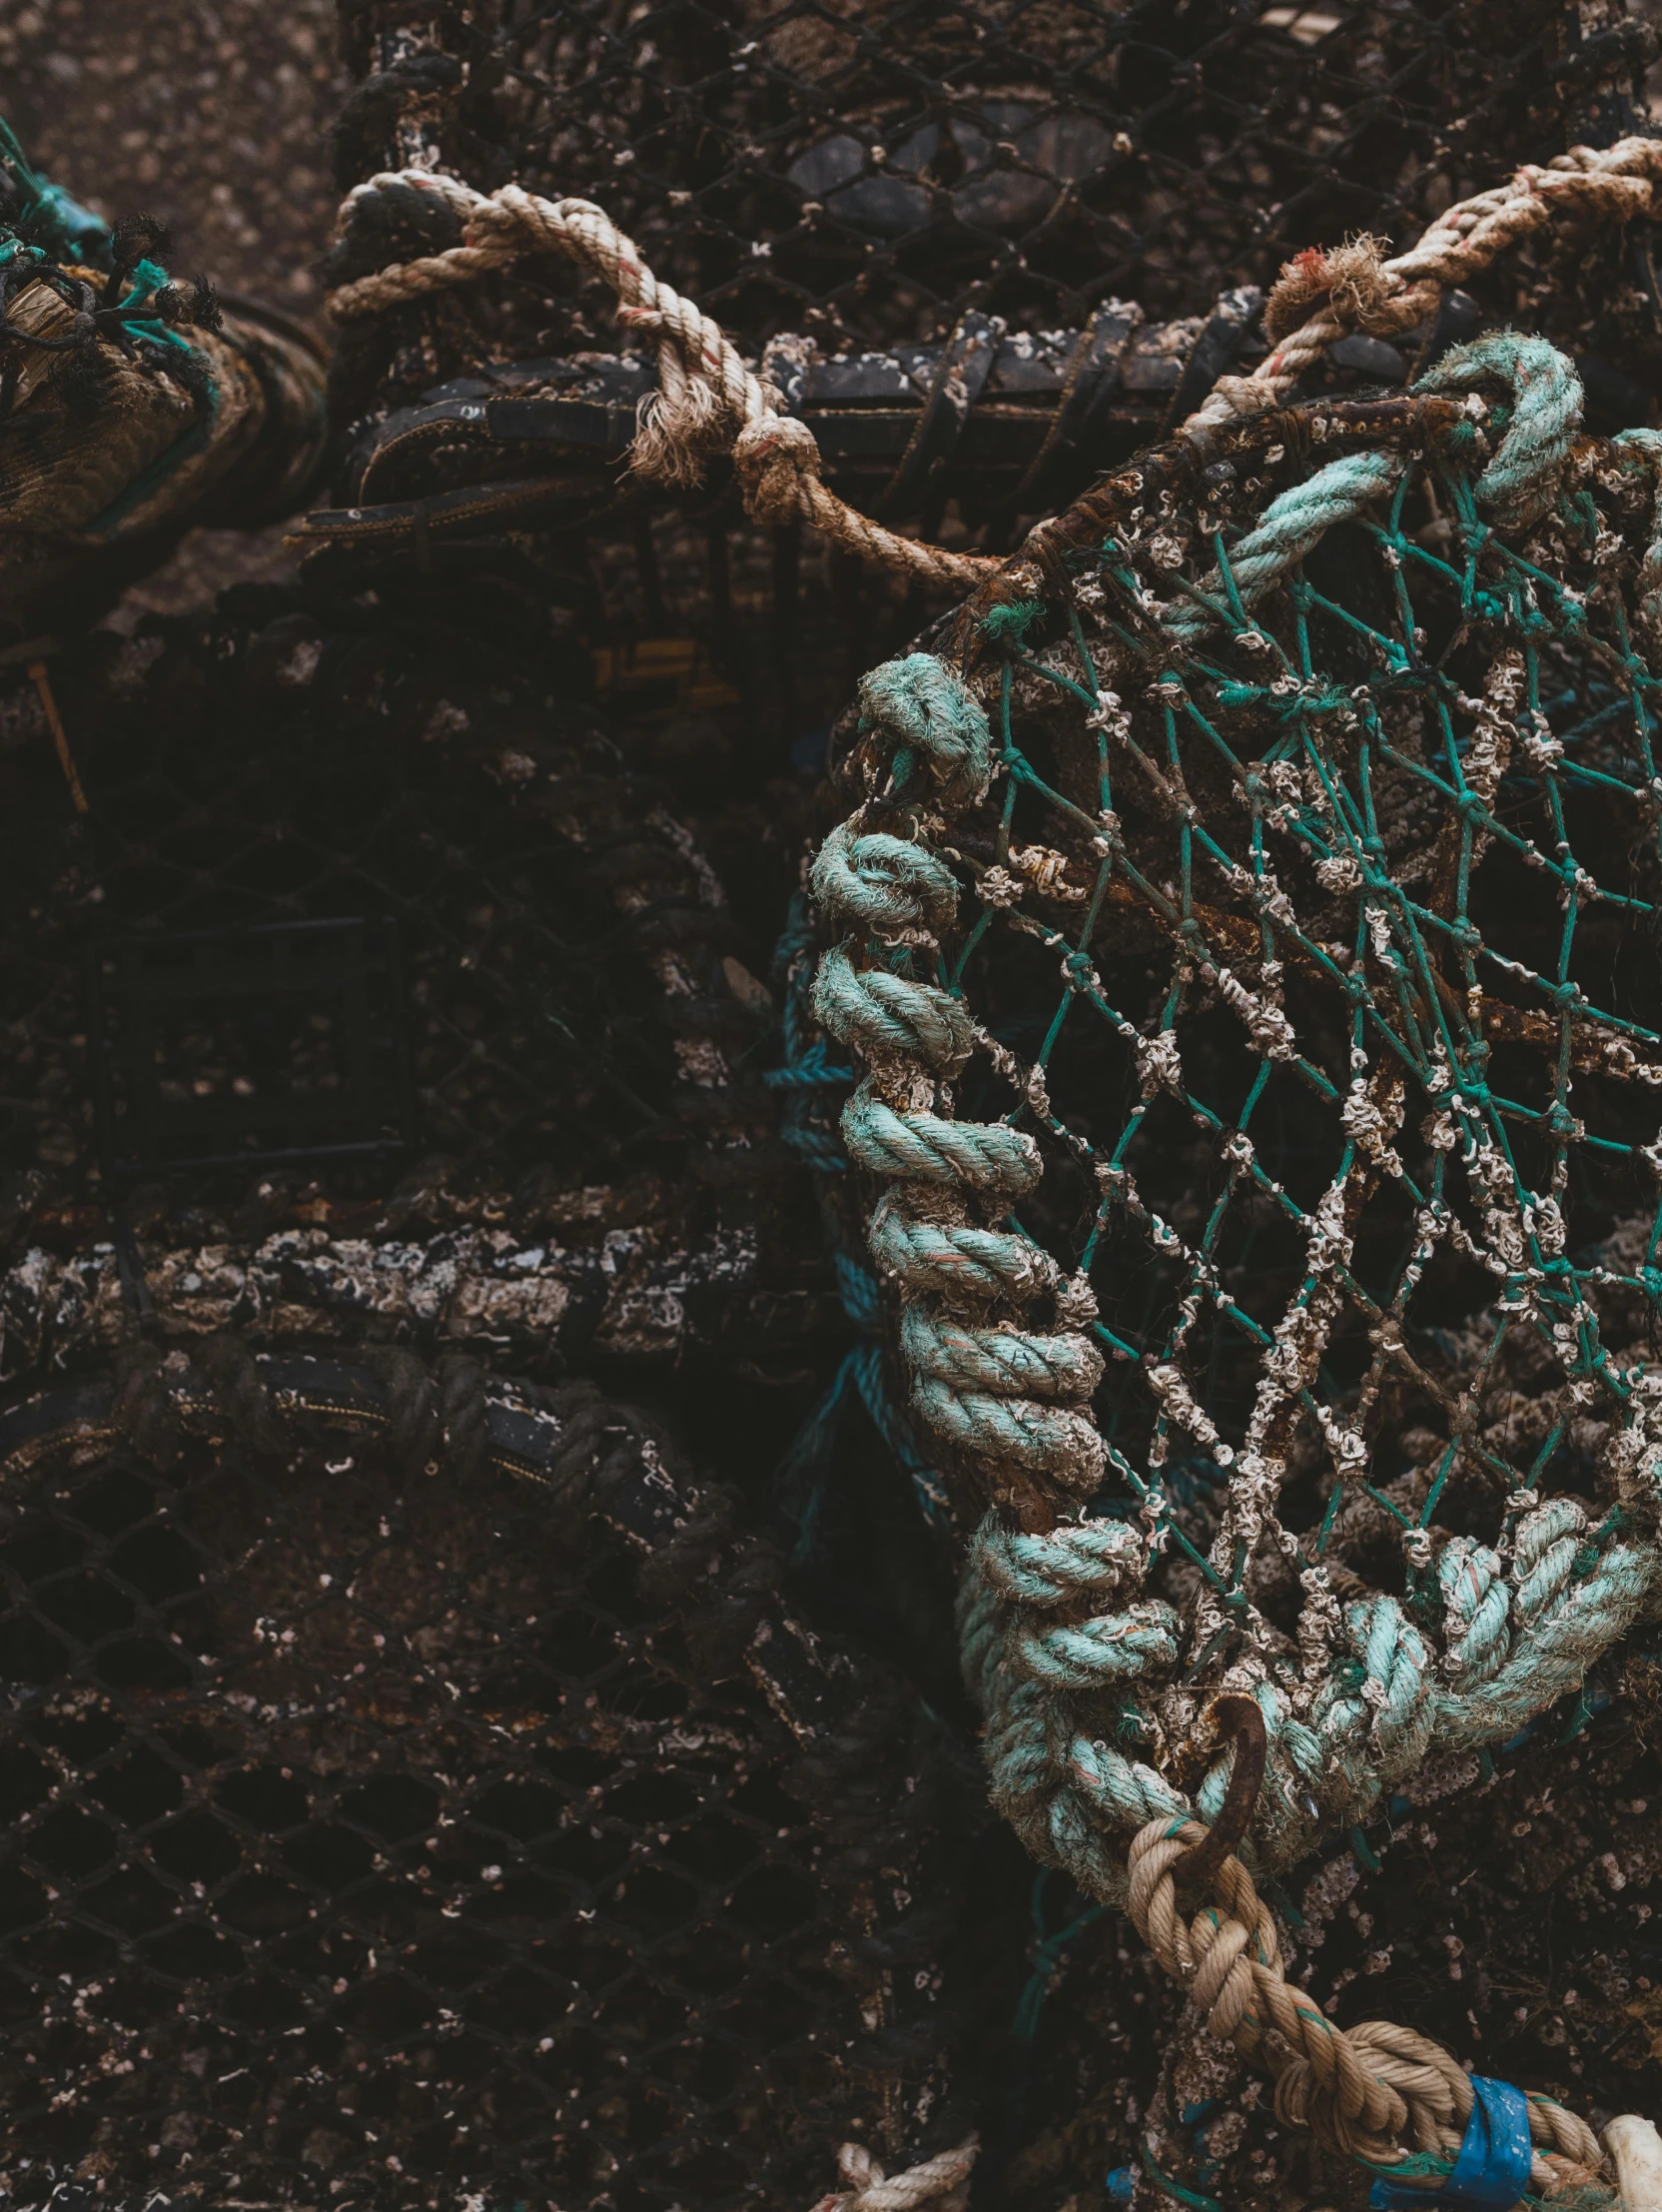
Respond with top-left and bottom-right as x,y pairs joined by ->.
1369,2077 -> 1533,2210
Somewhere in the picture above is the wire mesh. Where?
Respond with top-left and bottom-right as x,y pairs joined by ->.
0,1357 -> 985,2212
341,0 -> 1656,350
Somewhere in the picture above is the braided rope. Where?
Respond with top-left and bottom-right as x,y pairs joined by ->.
326,170 -> 997,589
1190,134 -> 1662,430
806,2136 -> 979,2212
810,313 -> 1662,2189
1128,1818 -> 1608,2193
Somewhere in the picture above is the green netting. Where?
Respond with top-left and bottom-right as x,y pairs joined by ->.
812,337 -> 1662,1907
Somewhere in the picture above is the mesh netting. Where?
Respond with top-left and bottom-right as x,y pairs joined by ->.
0,1354 -> 987,2212
355,0 -> 1657,352
6,7 -> 1662,2204
319,0 -> 1662,760
813,355 -> 1662,1878
0,583 -> 839,1400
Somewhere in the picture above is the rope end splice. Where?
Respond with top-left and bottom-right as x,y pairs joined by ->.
806,2135 -> 979,2212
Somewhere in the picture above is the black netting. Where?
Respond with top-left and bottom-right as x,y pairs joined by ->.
0,1358 -> 990,2212
331,0 -> 1660,342
0,580 -> 842,1397
483,0 -> 1641,344
5,6 -> 1662,2205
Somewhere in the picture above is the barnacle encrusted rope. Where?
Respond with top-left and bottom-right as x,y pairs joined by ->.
810,329 -> 1662,2193
326,170 -> 998,589
1192,134 -> 1662,430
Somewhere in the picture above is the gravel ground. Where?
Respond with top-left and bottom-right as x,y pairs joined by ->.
0,0 -> 349,610
0,0 -> 345,303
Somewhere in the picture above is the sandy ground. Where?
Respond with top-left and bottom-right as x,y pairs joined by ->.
0,0 -> 349,610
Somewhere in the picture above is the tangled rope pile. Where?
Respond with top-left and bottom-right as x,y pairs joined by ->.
808,320 -> 1662,2191
327,169 -> 998,588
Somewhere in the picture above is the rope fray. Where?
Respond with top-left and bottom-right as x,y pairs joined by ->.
1192,133 -> 1662,429
326,170 -> 996,589
1128,1817 -> 1609,2201
806,2136 -> 979,2212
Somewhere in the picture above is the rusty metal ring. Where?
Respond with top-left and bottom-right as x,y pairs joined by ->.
1174,1692 -> 1267,1896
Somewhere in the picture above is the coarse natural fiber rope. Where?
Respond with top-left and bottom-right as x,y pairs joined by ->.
1127,1816 -> 1608,2198
808,301 -> 1662,2194
1190,134 -> 1662,431
326,170 -> 998,590
806,2136 -> 979,2212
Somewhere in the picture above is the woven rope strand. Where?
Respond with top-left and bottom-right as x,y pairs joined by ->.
1126,1818 -> 1610,2196
326,170 -> 997,588
1189,134 -> 1662,429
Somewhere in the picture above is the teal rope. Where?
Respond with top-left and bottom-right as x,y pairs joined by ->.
1163,449 -> 1404,645
811,330 -> 1662,1918
0,114 -> 110,266
767,895 -> 950,1543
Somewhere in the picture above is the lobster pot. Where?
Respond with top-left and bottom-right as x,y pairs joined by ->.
0,1359 -> 981,2211
0,588 -> 835,1399
319,0 -> 1662,771
355,0 -> 1647,350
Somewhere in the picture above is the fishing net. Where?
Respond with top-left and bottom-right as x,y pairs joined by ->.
5,3 -> 1662,2203
0,92 -> 983,2212
316,0 -> 1662,774
809,329 -> 1662,2190
0,1346 -> 990,2212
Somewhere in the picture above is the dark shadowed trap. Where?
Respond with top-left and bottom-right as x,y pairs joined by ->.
9,4 -> 1662,2210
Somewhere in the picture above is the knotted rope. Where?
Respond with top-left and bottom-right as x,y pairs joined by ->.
809,317 -> 1662,2192
326,170 -> 997,589
1128,1816 -> 1608,2198
1191,133 -> 1662,430
806,2136 -> 978,2212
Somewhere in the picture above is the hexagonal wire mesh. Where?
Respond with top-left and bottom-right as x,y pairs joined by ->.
0,1354 -> 985,2211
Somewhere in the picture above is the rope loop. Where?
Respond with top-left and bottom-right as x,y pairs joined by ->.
327,170 -> 998,588
857,653 -> 995,807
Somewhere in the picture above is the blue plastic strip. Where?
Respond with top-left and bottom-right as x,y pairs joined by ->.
1368,2077 -> 1533,2210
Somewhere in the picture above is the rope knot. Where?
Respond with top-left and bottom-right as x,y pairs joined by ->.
733,410 -> 822,526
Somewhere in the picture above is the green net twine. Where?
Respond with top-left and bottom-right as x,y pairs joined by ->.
814,333 -> 1662,1898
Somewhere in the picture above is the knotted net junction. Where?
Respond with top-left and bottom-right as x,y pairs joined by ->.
814,335 -> 1662,1888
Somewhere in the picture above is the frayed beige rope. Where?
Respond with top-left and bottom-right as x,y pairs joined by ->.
327,170 -> 997,589
1128,1817 -> 1612,2200
806,2136 -> 978,2212
1189,134 -> 1662,431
